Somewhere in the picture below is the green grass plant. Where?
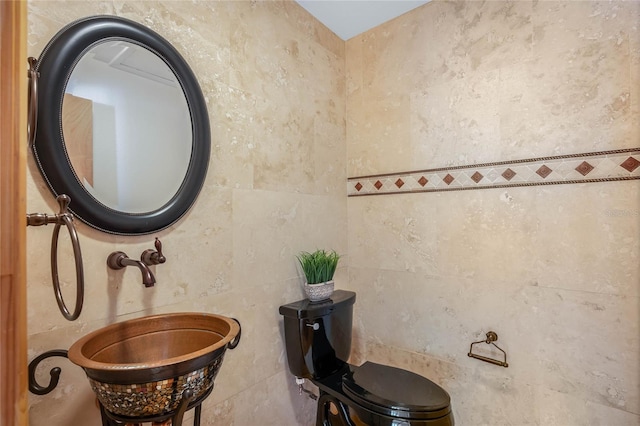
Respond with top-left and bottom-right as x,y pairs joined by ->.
297,249 -> 340,284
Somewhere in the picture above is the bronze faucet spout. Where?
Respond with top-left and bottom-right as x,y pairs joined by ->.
107,251 -> 156,287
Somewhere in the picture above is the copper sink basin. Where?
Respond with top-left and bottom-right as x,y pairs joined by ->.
68,312 -> 240,418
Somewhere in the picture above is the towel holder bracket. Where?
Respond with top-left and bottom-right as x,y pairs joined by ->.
468,331 -> 509,368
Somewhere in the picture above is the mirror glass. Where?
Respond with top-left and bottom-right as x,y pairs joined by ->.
62,41 -> 192,213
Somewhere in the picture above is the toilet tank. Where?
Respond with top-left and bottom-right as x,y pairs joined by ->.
279,290 -> 356,380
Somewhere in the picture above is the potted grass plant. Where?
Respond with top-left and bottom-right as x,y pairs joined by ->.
297,249 -> 340,302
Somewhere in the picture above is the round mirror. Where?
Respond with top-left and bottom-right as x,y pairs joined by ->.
32,16 -> 210,235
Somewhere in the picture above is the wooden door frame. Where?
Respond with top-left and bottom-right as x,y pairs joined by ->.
0,1 -> 28,425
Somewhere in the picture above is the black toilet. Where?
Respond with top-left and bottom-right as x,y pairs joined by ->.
279,290 -> 454,425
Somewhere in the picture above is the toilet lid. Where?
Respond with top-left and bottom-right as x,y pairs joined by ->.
342,361 -> 451,419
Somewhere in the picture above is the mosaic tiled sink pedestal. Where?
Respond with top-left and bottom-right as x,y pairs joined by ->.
67,313 -> 241,421
89,355 -> 224,417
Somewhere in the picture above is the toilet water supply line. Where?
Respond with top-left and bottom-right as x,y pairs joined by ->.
296,378 -> 318,400
26,194 -> 85,321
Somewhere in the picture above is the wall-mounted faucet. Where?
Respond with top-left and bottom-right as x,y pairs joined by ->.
107,238 -> 166,287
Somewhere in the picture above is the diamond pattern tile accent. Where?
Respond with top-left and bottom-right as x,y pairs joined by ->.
502,168 -> 516,181
620,156 -> 640,172
536,165 -> 552,178
575,161 -> 594,176
443,174 -> 454,185
347,149 -> 640,196
471,172 -> 483,183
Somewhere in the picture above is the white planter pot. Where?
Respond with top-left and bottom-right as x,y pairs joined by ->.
303,280 -> 334,302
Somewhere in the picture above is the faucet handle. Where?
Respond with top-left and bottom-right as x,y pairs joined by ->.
141,237 -> 166,266
153,238 -> 166,264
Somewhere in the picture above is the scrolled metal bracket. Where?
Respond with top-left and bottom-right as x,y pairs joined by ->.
28,349 -> 69,395
228,318 -> 241,350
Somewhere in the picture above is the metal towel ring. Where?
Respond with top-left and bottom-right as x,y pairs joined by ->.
51,208 -> 84,320
27,194 -> 84,321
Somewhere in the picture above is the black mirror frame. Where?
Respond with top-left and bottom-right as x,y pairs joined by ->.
32,16 -> 210,235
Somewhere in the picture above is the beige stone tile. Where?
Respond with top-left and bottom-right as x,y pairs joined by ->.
630,5 -> 640,151
529,181 -> 640,296
348,266 -> 541,384
434,187 -> 541,283
361,342 -> 538,425
349,95 -> 412,175
363,342 -> 463,389
207,82 -> 261,190
409,68 -> 501,168
231,370 -> 316,426
531,286 -> 640,414
348,188 -> 543,285
538,387 -> 640,426
447,368 -> 538,426
314,98 -> 347,196
230,67 -> 344,194
197,398 -> 235,425
360,1 -> 533,100
496,1 -> 638,156
347,194 -> 439,274
250,100 -> 316,193
345,35 -> 363,98
246,0 -> 345,61
28,2 -> 118,55
227,1 -> 343,106
499,56 -> 634,157
232,189 -> 347,289
531,1 -> 637,57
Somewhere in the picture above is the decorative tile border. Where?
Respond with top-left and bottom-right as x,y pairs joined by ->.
348,148 -> 640,197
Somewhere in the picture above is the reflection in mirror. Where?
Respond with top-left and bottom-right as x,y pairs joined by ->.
62,41 -> 192,213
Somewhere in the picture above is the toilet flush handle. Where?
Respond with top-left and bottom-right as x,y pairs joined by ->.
306,322 -> 320,331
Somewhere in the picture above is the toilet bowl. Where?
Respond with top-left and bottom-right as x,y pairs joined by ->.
279,290 -> 454,426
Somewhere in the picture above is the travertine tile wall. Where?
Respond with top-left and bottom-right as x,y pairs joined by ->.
26,1 -> 640,425
346,1 -> 640,425
26,1 -> 344,425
